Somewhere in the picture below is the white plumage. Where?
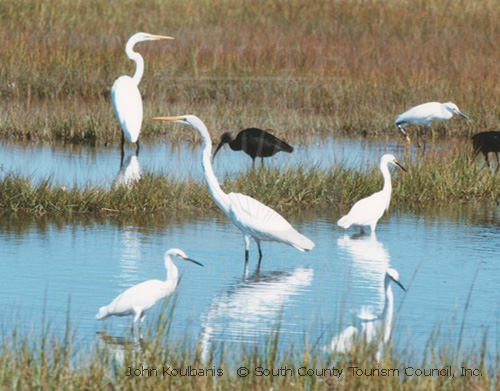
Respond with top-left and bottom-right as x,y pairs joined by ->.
327,268 -> 405,361
152,115 -> 314,262
112,32 -> 173,162
395,101 -> 471,143
96,248 -> 202,325
337,154 -> 406,233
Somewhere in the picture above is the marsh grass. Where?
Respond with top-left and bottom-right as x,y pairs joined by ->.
1,0 -> 500,144
1,300 -> 498,391
0,139 -> 499,215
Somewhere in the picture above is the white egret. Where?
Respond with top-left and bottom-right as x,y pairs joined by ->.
152,115 -> 315,263
112,32 -> 173,164
96,248 -> 203,325
337,154 -> 406,233
327,268 -> 405,361
395,101 -> 471,144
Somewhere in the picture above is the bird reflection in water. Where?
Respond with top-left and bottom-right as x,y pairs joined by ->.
328,233 -> 406,361
115,154 -> 141,187
199,265 -> 313,363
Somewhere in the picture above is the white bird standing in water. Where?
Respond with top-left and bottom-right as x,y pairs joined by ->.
327,268 -> 406,361
112,32 -> 173,164
152,115 -> 315,263
337,154 -> 406,233
395,101 -> 471,144
96,248 -> 203,325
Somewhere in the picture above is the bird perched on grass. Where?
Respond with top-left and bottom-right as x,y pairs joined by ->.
472,131 -> 500,169
212,128 -> 294,167
96,248 -> 202,327
337,154 -> 407,233
395,101 -> 471,144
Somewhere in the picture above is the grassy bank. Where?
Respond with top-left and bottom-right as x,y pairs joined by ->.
0,306 -> 497,391
1,0 -> 499,144
0,139 -> 498,215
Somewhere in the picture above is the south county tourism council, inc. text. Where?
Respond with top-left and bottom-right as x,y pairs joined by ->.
125,365 -> 483,378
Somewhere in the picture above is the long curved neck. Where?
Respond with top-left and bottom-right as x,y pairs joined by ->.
165,256 -> 179,285
381,161 -> 392,208
193,122 -> 231,214
381,276 -> 394,342
125,40 -> 145,85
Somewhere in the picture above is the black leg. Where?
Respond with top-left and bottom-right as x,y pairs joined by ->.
120,132 -> 125,167
136,140 -> 140,157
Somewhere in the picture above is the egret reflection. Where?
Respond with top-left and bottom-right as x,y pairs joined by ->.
329,233 -> 405,361
200,266 -> 313,362
116,154 -> 141,187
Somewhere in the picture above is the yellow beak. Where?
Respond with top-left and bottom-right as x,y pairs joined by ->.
151,116 -> 185,121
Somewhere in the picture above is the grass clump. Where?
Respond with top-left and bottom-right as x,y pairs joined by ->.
0,140 -> 499,215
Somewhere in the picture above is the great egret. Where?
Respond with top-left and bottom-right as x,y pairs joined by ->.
152,115 -> 315,263
96,248 -> 203,325
472,131 -> 500,169
112,32 -> 173,164
212,128 -> 294,167
337,154 -> 406,233
395,101 -> 471,144
327,268 -> 406,361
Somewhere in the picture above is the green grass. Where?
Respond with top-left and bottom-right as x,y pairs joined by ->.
0,139 -> 499,215
1,301 -> 497,391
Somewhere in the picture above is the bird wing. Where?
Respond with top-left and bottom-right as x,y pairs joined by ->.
227,192 -> 314,251
111,76 -> 143,143
104,280 -> 171,316
337,191 -> 388,228
395,102 -> 441,125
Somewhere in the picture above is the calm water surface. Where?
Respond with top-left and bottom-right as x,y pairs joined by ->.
0,203 -> 499,359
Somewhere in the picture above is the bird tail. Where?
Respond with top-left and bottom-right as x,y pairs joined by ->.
337,215 -> 352,229
95,306 -> 109,320
291,233 -> 315,252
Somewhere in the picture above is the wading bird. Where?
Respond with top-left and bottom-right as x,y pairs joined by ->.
337,154 -> 407,233
212,128 -> 294,167
112,32 -> 173,164
472,131 -> 500,169
96,248 -> 203,326
395,101 -> 471,144
327,268 -> 406,362
152,115 -> 314,263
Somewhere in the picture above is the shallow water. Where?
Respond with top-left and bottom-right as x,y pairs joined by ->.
0,202 -> 498,360
0,136 -> 412,187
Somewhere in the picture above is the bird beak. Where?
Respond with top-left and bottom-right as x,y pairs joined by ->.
151,116 -> 185,123
212,139 -> 226,162
393,159 -> 408,172
456,111 -> 472,122
148,34 -> 174,41
391,276 -> 406,292
184,257 -> 204,267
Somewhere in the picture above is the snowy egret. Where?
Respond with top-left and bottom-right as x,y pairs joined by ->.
152,115 -> 315,263
337,154 -> 406,233
111,32 -> 173,163
395,101 -> 471,144
212,128 -> 294,167
327,268 -> 405,361
472,131 -> 500,169
96,248 -> 202,325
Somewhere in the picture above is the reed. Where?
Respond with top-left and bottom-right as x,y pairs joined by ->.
0,139 -> 499,215
0,304 -> 497,390
1,0 -> 499,144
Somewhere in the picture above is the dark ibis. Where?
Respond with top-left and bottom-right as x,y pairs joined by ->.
212,128 -> 294,167
472,131 -> 500,169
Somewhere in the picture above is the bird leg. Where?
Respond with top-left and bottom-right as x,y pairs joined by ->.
423,124 -> 430,139
244,236 -> 251,264
397,125 -> 411,146
120,133 -> 125,167
135,140 -> 140,157
256,239 -> 263,265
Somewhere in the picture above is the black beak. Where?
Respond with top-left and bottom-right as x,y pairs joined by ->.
212,139 -> 226,162
185,257 -> 204,267
395,161 -> 408,172
392,278 -> 406,292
